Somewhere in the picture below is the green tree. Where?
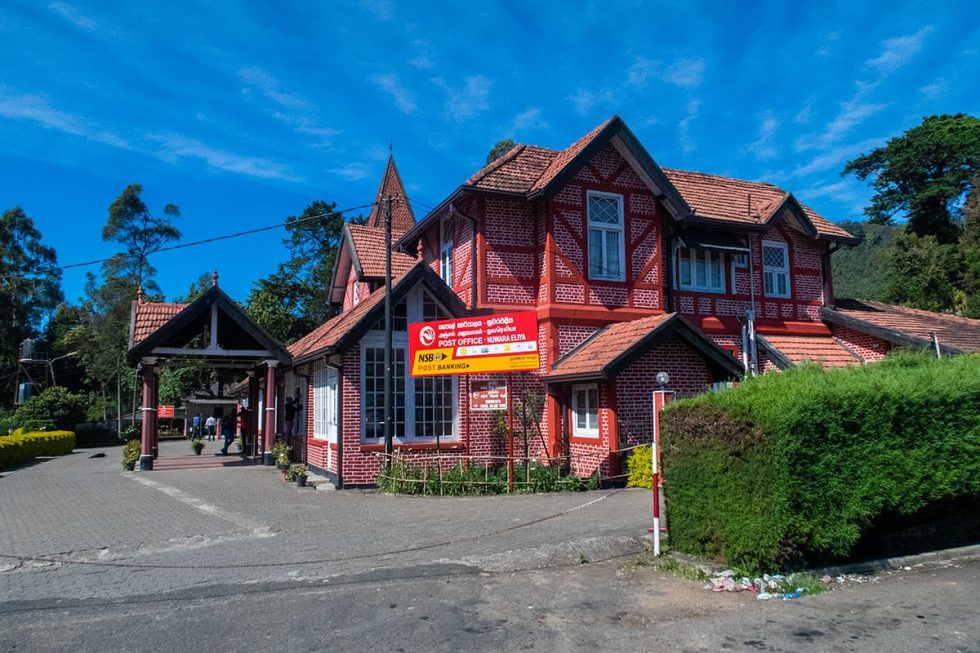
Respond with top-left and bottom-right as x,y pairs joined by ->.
486,138 -> 516,165
103,183 -> 181,287
885,230 -> 960,312
831,220 -> 897,301
843,114 -> 980,243
0,207 -> 63,406
176,271 -> 214,303
13,386 -> 86,431
960,176 -> 980,317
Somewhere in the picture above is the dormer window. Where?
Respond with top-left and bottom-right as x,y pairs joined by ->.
587,191 -> 625,281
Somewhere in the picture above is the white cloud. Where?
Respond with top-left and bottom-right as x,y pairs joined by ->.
330,163 -> 373,180
796,96 -> 888,151
920,79 -> 948,98
571,88 -> 614,116
662,58 -> 705,89
151,133 -> 301,182
791,137 -> 884,178
678,98 -> 701,155
512,107 -> 547,132
627,57 -> 657,87
238,66 -> 310,112
746,111 -> 779,160
238,66 -> 337,145
0,90 -> 128,148
372,73 -> 417,114
866,26 -> 934,75
437,75 -> 492,122
48,1 -> 99,32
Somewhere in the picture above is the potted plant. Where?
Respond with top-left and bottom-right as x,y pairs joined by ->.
191,438 -> 205,455
286,464 -> 308,486
271,441 -> 292,471
121,439 -> 141,471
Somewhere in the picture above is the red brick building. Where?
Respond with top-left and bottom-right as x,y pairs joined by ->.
129,117 -> 980,483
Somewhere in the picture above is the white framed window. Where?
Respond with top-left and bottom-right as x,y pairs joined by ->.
352,282 -> 360,306
361,287 -> 458,442
313,364 -> 338,442
762,240 -> 791,298
571,384 -> 599,438
731,252 -> 748,291
586,191 -> 625,281
440,220 -> 454,286
677,247 -> 725,293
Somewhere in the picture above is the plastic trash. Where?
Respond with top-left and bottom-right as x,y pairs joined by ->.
782,587 -> 807,600
757,592 -> 775,601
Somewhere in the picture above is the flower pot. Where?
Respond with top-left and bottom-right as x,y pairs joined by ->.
296,474 -> 307,487
194,449 -> 203,455
124,462 -> 136,471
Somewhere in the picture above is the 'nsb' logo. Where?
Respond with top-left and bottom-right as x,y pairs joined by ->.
419,325 -> 436,347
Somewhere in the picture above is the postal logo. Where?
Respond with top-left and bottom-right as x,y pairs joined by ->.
419,325 -> 436,347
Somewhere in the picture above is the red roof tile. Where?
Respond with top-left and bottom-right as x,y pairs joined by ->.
366,155 -> 416,233
825,299 -> 980,354
347,224 -> 417,278
547,313 -> 675,378
131,301 -> 188,346
761,334 -> 860,368
465,145 -> 559,194
661,168 -> 854,241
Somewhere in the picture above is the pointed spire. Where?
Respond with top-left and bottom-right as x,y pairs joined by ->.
212,270 -> 219,287
137,285 -> 144,304
416,238 -> 424,260
367,153 -> 416,232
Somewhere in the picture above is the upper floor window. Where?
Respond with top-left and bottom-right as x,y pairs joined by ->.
587,191 -> 625,281
440,221 -> 454,286
762,241 -> 790,298
678,247 -> 724,293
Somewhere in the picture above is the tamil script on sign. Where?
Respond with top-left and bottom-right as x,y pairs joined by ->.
409,311 -> 539,377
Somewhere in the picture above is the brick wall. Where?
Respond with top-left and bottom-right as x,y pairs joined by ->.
832,324 -> 891,362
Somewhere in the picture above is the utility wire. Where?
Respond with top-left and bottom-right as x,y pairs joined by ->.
0,202 -> 376,281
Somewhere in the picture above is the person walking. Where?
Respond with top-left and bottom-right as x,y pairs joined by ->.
220,412 -> 235,455
191,413 -> 202,438
284,396 -> 295,442
291,395 -> 303,438
237,405 -> 250,456
205,414 -> 217,441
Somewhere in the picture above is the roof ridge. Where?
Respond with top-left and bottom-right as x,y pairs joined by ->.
465,143 -> 528,186
862,299 -> 980,325
662,166 -> 782,190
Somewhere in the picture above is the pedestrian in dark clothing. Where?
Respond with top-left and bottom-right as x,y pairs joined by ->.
220,413 -> 235,454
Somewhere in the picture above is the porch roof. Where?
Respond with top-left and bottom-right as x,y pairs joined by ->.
821,299 -> 980,355
757,334 -> 861,369
545,312 -> 743,382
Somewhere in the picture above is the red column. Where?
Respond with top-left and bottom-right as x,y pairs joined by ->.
151,367 -> 160,459
607,380 -> 621,479
263,361 -> 278,465
248,370 -> 260,460
139,359 -> 156,471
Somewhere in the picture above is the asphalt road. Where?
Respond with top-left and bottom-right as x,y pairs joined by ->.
2,442 -> 978,652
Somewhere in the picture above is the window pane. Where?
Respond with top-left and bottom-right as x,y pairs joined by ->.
764,271 -> 774,295
575,390 -> 586,429
588,195 -> 620,225
710,252 -> 723,289
587,389 -> 598,429
605,231 -> 620,277
763,245 -> 785,269
679,250 -> 691,286
777,273 -> 788,296
588,229 -> 603,277
695,252 -> 707,287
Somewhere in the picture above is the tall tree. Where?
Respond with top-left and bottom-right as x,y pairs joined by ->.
885,231 -> 959,312
842,114 -> 980,243
960,175 -> 980,318
0,207 -> 63,406
246,200 -> 364,343
831,220 -> 897,301
486,139 -> 516,165
103,183 -> 181,288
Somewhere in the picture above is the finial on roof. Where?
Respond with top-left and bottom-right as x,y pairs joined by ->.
136,285 -> 144,304
416,238 -> 424,260
212,271 -> 218,287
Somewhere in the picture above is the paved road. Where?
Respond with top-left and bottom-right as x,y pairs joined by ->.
2,442 -> 978,652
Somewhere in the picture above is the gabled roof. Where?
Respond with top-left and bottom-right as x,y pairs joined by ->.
398,115 -> 855,250
290,262 -> 467,364
127,284 -> 290,366
347,223 -> 417,278
757,334 -> 861,369
545,312 -> 743,382
662,168 -> 857,243
821,299 -> 980,355
131,300 -> 188,346
366,154 -> 416,233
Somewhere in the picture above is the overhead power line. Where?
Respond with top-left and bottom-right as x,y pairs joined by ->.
0,202 -> 376,281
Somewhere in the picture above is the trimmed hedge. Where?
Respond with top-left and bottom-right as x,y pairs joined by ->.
0,431 -> 76,470
661,353 -> 980,571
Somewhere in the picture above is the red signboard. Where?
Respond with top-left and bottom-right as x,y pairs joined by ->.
409,311 -> 539,377
157,405 -> 174,418
470,380 -> 509,411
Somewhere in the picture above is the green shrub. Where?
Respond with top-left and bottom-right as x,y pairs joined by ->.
377,459 -> 593,495
121,439 -> 141,468
661,353 -> 980,571
0,430 -> 76,470
626,445 -> 653,488
13,387 -> 87,432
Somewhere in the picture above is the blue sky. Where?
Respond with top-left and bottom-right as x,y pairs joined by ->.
1,1 -> 977,304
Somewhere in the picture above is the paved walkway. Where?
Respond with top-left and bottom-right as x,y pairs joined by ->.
0,440 -> 652,603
